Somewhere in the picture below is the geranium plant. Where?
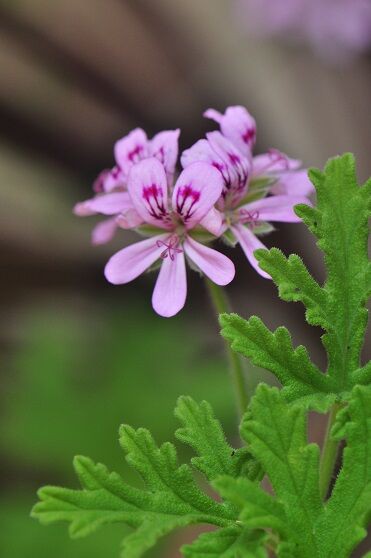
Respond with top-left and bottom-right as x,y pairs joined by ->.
32,107 -> 370,557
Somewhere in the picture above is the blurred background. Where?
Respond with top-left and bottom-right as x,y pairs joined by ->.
0,1 -> 370,556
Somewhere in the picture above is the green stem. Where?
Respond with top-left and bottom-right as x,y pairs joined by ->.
204,279 -> 248,419
319,403 -> 341,500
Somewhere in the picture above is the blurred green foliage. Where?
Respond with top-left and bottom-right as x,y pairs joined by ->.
0,297 -> 234,557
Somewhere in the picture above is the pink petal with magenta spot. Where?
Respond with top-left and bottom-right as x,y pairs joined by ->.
152,250 -> 187,317
128,158 -> 171,229
184,236 -> 235,286
91,217 -> 118,245
204,106 -> 256,154
150,129 -> 180,179
207,131 -> 251,197
114,128 -> 148,173
172,162 -> 224,229
104,234 -> 168,285
239,195 -> 310,222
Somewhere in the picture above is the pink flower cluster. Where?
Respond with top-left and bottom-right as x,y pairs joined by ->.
237,0 -> 371,63
74,106 -> 313,317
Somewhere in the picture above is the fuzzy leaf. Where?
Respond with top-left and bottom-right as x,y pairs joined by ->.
232,385 -> 371,558
32,426 -> 235,558
182,526 -> 267,558
220,313 -> 333,409
214,476 -> 288,538
175,396 -> 236,481
255,249 -> 327,328
221,154 -> 370,408
175,396 -> 260,482
315,385 -> 371,558
260,154 -> 370,391
241,385 -> 322,557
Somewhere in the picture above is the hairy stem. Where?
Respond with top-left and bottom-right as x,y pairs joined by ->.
319,403 -> 341,500
204,279 -> 248,418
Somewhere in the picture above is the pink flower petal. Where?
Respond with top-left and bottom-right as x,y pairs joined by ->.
102,167 -> 126,193
114,128 -> 148,173
78,192 -> 133,216
204,106 -> 256,154
150,129 -> 180,179
152,250 -> 187,317
199,207 -> 224,236
207,131 -> 250,198
116,208 -> 144,229
231,224 -> 270,278
252,149 -> 301,177
104,234 -> 167,284
181,138 -> 222,169
172,162 -> 224,229
73,199 -> 97,216
270,170 -> 315,197
127,158 -> 171,229
93,169 -> 111,193
239,195 -> 310,223
91,217 -> 118,245
184,236 -> 235,285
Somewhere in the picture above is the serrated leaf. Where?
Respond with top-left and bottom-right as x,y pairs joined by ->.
32,427 -> 235,558
221,154 -> 370,408
182,525 -> 267,558
255,249 -> 327,328
220,313 -> 332,408
241,385 -> 323,558
214,476 -> 288,538
297,155 -> 370,392
233,385 -> 371,558
175,396 -> 236,481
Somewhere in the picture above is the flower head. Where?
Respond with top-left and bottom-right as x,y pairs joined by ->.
182,106 -> 313,277
73,128 -> 180,244
104,159 -> 235,317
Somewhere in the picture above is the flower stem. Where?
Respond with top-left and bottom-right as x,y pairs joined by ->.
319,403 -> 341,500
204,279 -> 248,419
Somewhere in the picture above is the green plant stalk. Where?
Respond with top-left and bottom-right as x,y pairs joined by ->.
319,403 -> 341,500
204,279 -> 248,418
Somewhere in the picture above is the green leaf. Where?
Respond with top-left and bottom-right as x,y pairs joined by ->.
182,526 -> 267,558
220,313 -> 333,409
214,476 -> 288,538
221,154 -> 370,407
241,385 -> 322,557
255,249 -> 327,328
229,384 -> 371,558
32,426 -> 235,558
315,385 -> 371,558
175,396 -> 235,481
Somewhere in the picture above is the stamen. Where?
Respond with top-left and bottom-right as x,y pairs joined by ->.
156,235 -> 183,261
239,209 -> 260,228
